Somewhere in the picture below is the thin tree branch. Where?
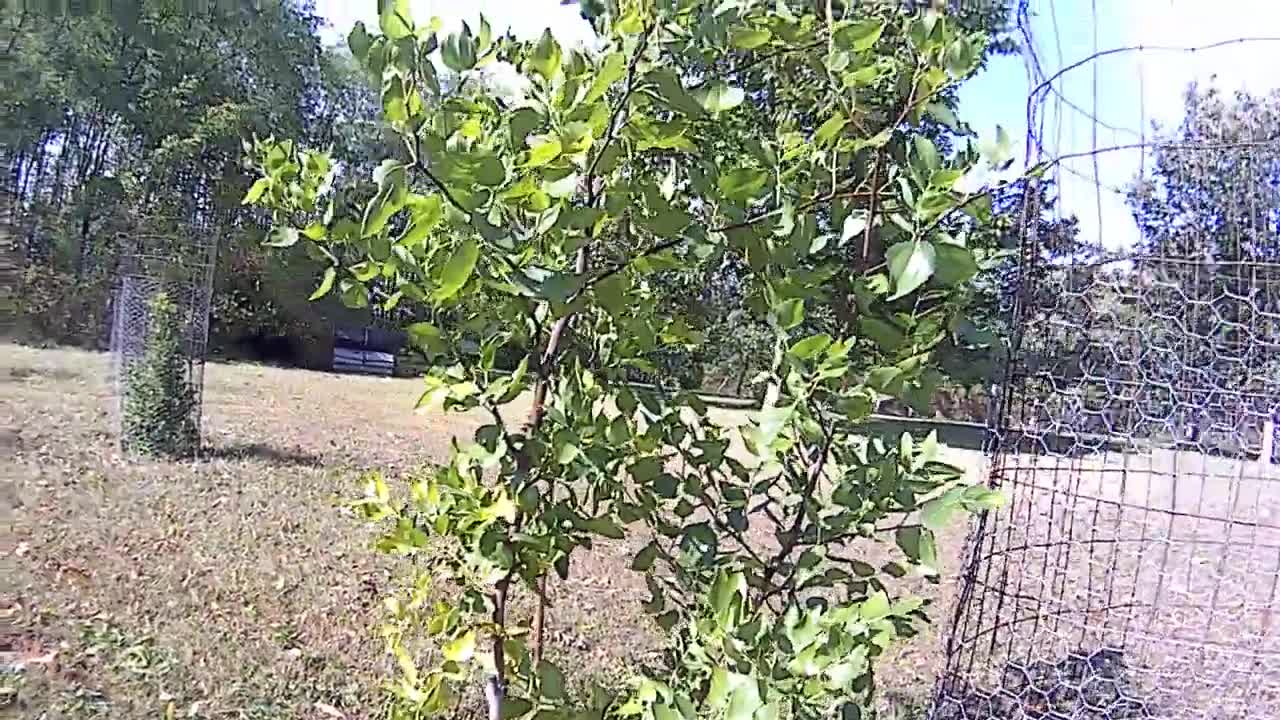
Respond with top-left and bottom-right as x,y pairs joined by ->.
585,26 -> 653,205
760,409 -> 834,601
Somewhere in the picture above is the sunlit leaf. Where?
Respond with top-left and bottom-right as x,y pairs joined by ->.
309,267 -> 336,301
696,81 -> 745,113
886,240 -> 937,300
442,630 -> 476,663
433,238 -> 479,302
730,27 -> 772,49
529,29 -> 562,81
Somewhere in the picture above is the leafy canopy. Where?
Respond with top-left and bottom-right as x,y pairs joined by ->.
244,1 -> 1013,718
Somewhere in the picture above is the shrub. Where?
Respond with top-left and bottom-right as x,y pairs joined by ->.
120,291 -> 197,457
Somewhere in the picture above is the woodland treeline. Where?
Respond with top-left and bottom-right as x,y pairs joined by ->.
4,2 -> 1275,429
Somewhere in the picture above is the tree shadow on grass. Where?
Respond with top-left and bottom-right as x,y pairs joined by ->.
202,442 -> 325,468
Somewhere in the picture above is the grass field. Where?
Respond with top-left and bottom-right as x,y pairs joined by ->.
2,344 -> 983,719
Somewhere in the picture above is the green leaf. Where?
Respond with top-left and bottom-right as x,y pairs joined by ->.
860,591 -> 891,620
642,208 -> 693,236
932,243 -> 979,286
525,136 -> 563,167
631,541 -> 659,571
653,704 -> 680,720
885,240 -> 937,300
362,186 -> 405,238
400,194 -> 444,247
241,177 -> 270,205
707,668 -> 737,708
920,497 -> 956,531
264,226 -> 298,247
433,238 -> 479,302
858,317 -> 905,351
301,222 -> 326,241
616,11 -> 644,35
651,70 -> 704,116
585,52 -> 626,103
407,322 -> 447,356
340,279 -> 369,309
472,154 -> 506,187
710,571 -> 745,617
500,698 -> 533,720
837,19 -> 885,52
913,136 -> 940,174
980,125 -> 1014,167
529,29 -> 562,81
543,172 -> 578,199
945,36 -> 979,77
538,660 -> 566,700
754,404 -> 793,446
962,485 -> 1005,510
772,298 -> 804,330
718,167 -> 769,202
727,680 -> 763,720
730,26 -> 772,49
442,28 -> 477,72
840,212 -> 867,244
895,526 -> 939,576
348,22 -> 373,62
379,0 -> 412,40
582,517 -> 625,539
350,261 -> 379,282
477,14 -> 493,52
629,457 -> 662,482
442,630 -> 475,662
309,267 -> 336,301
788,333 -> 832,359
695,81 -> 745,113
815,113 -> 846,147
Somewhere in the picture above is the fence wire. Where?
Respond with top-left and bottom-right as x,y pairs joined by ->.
933,3 -> 1280,719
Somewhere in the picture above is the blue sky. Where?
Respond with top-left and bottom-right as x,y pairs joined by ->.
314,0 -> 1280,250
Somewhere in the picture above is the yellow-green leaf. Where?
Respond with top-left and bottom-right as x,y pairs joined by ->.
730,27 -> 772,49
309,267 -> 336,300
241,177 -> 270,205
379,0 -> 413,40
529,29 -> 562,80
442,630 -> 475,663
433,238 -> 479,302
885,240 -> 937,300
585,52 -> 626,103
696,81 -> 745,113
525,136 -> 562,167
815,113 -> 846,147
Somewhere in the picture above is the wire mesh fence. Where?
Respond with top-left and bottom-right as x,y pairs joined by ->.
933,3 -> 1280,719
109,215 -> 217,457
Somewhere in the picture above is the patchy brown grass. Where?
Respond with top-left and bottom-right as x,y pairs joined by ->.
2,344 -> 979,719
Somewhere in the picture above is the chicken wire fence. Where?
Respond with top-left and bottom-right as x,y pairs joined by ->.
109,215 -> 217,456
932,4 -> 1280,720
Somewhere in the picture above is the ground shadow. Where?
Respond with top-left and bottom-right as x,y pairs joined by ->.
201,442 -> 324,468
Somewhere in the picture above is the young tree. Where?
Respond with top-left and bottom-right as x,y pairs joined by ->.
244,1 -> 1014,718
120,290 -> 198,457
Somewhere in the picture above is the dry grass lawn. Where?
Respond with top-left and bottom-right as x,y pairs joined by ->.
1,344 -> 982,719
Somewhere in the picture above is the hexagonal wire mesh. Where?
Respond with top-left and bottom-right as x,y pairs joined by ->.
933,3 -> 1280,720
109,214 -> 216,455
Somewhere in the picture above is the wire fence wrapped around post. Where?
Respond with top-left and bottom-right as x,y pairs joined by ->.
110,215 -> 216,458
933,3 -> 1280,718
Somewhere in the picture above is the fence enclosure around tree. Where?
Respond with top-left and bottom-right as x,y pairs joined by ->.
933,5 -> 1280,719
109,215 -> 217,456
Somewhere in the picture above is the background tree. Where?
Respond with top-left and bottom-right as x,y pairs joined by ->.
3,1 -> 381,357
1126,85 -> 1280,441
